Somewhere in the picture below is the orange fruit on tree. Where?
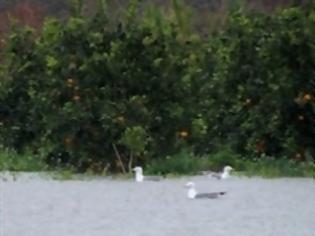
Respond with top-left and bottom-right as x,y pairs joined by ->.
73,95 -> 80,101
256,140 -> 266,153
67,78 -> 75,87
64,137 -> 73,145
117,116 -> 125,123
294,153 -> 302,160
179,130 -> 189,138
67,78 -> 74,83
303,93 -> 312,101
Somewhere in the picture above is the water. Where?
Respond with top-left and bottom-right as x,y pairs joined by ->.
1,173 -> 315,236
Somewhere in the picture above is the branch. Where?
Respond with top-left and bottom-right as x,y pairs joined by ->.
128,151 -> 133,173
112,144 -> 126,174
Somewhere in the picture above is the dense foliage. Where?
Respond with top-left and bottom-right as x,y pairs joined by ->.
0,1 -> 314,172
209,7 -> 315,160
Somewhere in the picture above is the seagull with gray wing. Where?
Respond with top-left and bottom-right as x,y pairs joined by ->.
132,166 -> 164,182
208,165 -> 234,180
185,182 -> 226,199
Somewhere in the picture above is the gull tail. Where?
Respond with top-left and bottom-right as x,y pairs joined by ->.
209,173 -> 222,179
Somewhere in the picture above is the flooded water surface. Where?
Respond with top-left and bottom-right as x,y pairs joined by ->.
1,173 -> 315,236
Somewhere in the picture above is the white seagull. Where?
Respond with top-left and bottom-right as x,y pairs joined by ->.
185,182 -> 226,199
208,165 -> 234,180
132,166 -> 163,182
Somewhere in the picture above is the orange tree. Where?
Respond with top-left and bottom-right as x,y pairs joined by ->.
206,7 -> 315,159
0,3 -> 212,171
1,3 -> 315,172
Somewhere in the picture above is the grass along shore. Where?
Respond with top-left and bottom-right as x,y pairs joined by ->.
0,148 -> 314,179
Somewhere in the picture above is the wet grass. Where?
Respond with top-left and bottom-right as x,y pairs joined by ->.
0,147 -> 46,172
0,147 -> 314,178
146,149 -> 315,178
239,157 -> 315,178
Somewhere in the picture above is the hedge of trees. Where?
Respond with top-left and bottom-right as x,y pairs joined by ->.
0,1 -> 314,172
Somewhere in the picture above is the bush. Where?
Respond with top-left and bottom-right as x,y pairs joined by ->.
0,2 -> 314,173
146,150 -> 207,175
205,7 -> 315,160
0,1 -> 213,172
0,147 -> 46,171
